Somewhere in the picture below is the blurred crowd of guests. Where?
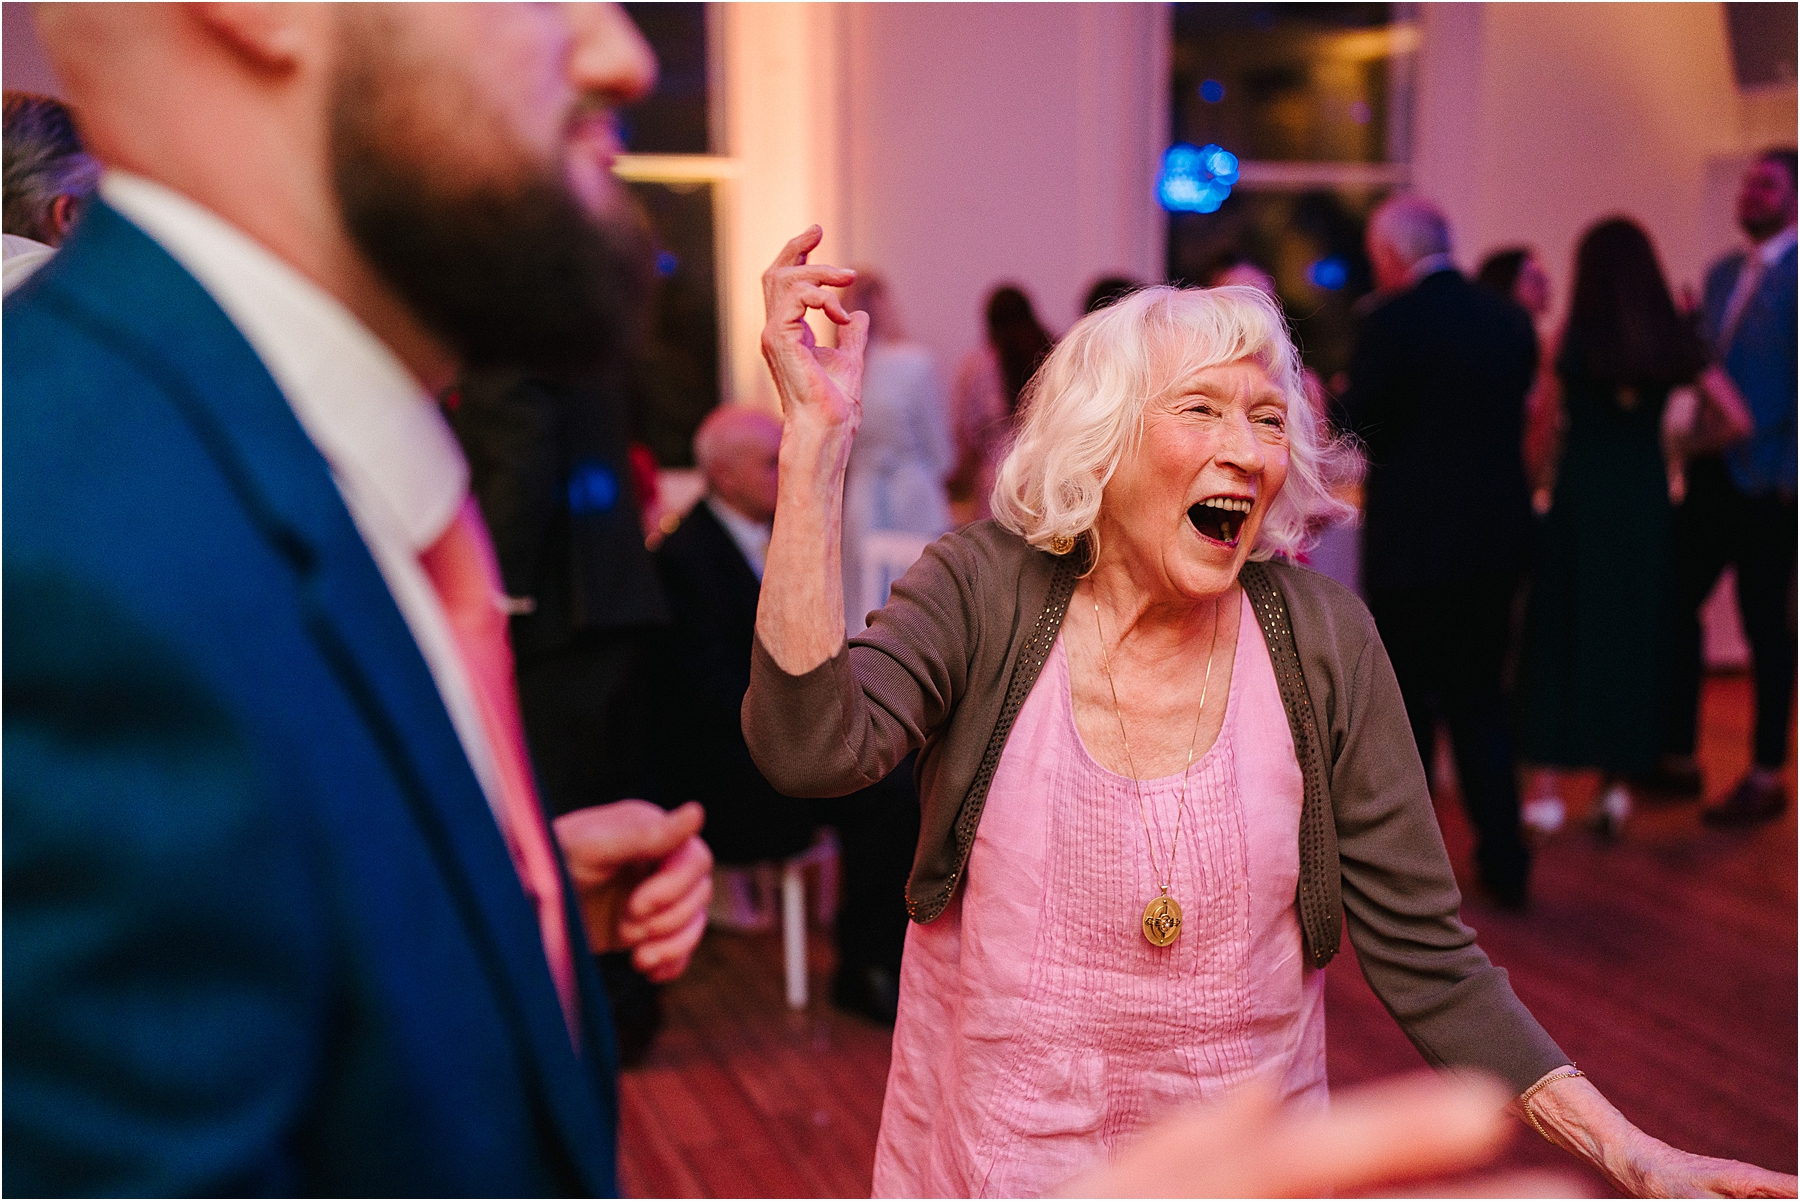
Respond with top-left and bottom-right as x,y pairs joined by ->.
813,149 -> 1796,920
1342,153 -> 1795,912
5,67 -> 1791,1067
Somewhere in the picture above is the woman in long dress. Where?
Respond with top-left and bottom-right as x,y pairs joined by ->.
948,284 -> 1052,522
1516,219 -> 1751,837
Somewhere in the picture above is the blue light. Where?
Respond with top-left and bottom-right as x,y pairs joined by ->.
1308,256 -> 1350,291
1157,141 -> 1241,213
655,250 -> 680,278
1200,79 -> 1226,103
567,460 -> 620,515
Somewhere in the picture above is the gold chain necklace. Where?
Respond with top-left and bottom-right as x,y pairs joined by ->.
1092,591 -> 1224,947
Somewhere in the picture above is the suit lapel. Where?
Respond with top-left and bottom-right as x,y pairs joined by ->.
40,204 -> 615,1191
690,501 -> 765,620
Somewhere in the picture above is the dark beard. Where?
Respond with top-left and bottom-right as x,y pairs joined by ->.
327,40 -> 643,375
1742,213 -> 1789,244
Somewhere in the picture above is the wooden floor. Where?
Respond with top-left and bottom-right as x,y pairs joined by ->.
618,674 -> 1797,1198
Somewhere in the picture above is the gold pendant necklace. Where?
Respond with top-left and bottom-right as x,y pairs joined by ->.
1092,591 -> 1225,947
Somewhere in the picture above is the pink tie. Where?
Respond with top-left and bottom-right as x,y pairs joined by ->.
1719,253 -> 1765,354
420,496 -> 581,1048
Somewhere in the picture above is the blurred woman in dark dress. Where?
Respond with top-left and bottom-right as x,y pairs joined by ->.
949,285 -> 1054,522
1517,219 -> 1750,837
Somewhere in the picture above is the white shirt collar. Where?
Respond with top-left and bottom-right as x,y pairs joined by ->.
2,233 -> 55,295
99,171 -> 507,824
705,495 -> 772,580
98,171 -> 468,552
1756,224 -> 1797,267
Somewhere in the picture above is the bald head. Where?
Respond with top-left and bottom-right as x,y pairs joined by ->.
1367,194 -> 1453,291
695,406 -> 782,524
33,3 -> 655,385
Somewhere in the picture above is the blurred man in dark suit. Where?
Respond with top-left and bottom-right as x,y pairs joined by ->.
656,406 -> 918,1023
450,100 -> 669,825
5,5 -> 710,1193
452,367 -> 669,816
450,359 -> 675,1066
1339,195 -> 1538,909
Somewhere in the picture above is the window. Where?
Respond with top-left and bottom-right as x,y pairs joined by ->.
1165,3 -> 1416,381
617,3 -> 732,467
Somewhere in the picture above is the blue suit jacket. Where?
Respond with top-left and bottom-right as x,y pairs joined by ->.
1703,240 -> 1798,495
4,203 -> 620,1195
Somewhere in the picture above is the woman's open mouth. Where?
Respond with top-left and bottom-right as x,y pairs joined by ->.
1188,496 -> 1253,547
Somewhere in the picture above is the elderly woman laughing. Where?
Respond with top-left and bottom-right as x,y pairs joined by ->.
743,227 -> 1795,1199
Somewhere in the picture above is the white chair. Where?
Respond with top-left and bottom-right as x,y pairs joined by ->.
779,833 -> 840,1009
856,530 -> 931,631
708,830 -> 841,1010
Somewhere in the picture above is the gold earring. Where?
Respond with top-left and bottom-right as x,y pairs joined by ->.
1049,533 -> 1075,555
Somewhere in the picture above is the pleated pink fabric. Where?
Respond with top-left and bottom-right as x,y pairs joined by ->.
873,598 -> 1326,1197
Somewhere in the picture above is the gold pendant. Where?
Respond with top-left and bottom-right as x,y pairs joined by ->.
1141,895 -> 1183,946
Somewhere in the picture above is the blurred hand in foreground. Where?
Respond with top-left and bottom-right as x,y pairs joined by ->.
555,800 -> 711,982
1059,1071 -> 1578,1199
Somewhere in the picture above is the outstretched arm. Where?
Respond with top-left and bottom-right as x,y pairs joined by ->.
1524,1070 -> 1796,1198
754,225 -> 869,675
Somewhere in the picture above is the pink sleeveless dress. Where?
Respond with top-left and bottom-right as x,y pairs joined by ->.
872,599 -> 1327,1197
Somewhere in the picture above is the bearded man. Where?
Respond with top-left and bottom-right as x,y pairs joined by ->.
4,6 -> 710,1194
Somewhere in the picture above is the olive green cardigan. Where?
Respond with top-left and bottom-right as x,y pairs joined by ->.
743,521 -> 1566,1093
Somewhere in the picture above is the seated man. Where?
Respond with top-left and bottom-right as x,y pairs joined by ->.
656,406 -> 917,1023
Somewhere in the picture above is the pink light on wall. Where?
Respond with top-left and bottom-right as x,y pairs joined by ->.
2,5 -> 64,98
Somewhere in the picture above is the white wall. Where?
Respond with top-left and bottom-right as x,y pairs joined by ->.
835,3 -> 1168,367
717,3 -> 1169,405
716,3 -> 851,410
1414,2 -> 1796,312
2,4 -> 62,97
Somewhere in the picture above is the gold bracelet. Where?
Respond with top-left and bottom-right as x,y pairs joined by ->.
1517,1065 -> 1586,1140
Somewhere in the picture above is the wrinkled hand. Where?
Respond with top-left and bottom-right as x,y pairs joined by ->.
759,225 -> 868,429
1528,1073 -> 1796,1199
1613,1137 -> 1797,1199
554,800 -> 712,983
1061,1072 -> 1578,1199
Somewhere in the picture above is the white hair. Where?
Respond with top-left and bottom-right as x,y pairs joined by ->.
1368,194 -> 1452,269
991,284 -> 1359,564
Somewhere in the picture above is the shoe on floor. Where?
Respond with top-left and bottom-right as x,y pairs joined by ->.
832,964 -> 900,1026
1479,872 -> 1530,913
1702,775 -> 1787,828
1635,755 -> 1703,800
1590,784 -> 1632,839
1521,797 -> 1566,838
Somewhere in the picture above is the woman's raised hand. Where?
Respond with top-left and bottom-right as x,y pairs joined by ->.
754,226 -> 866,675
760,225 -> 869,429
